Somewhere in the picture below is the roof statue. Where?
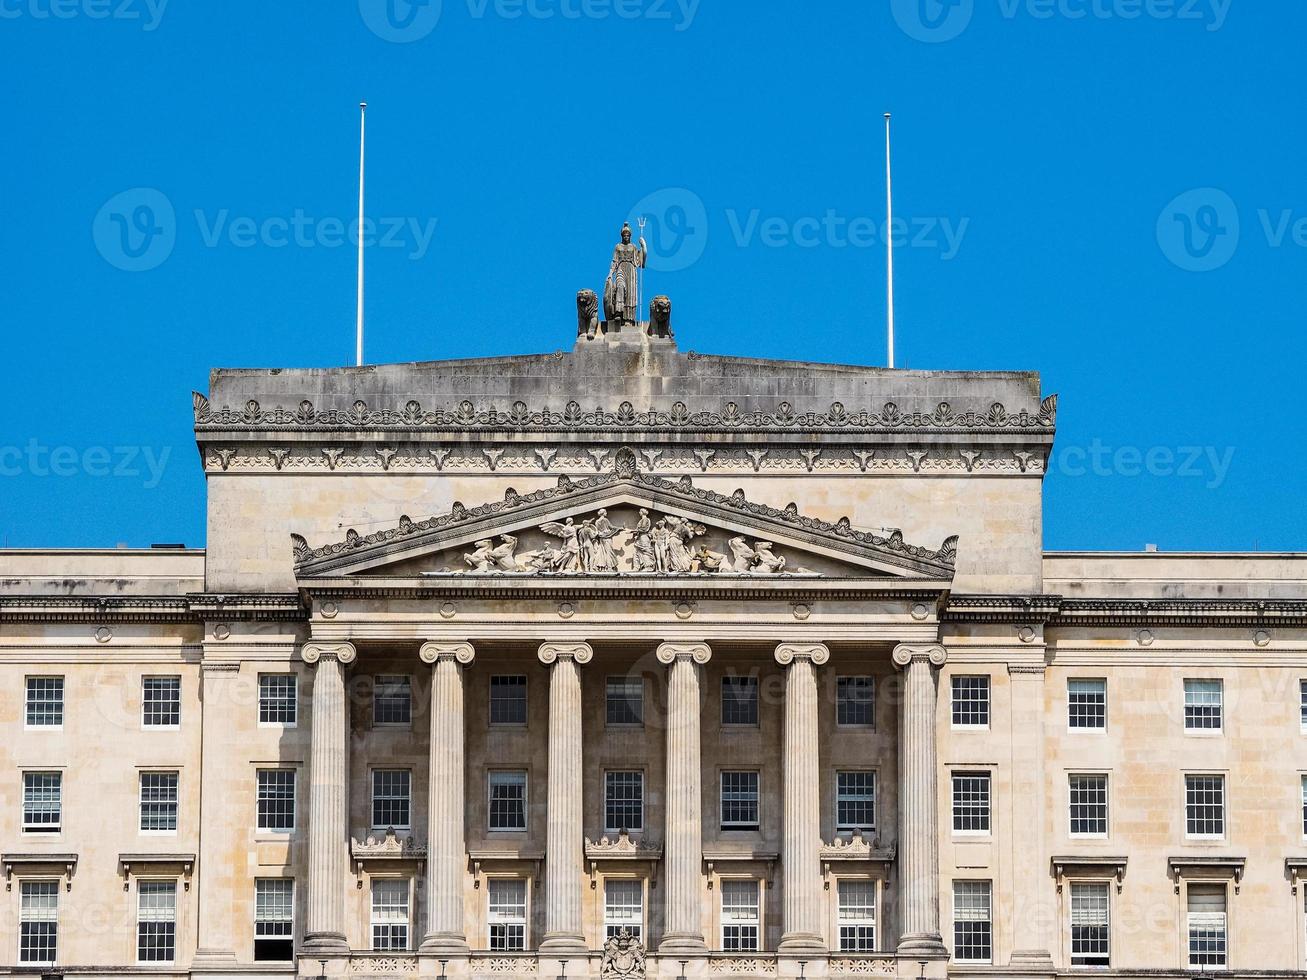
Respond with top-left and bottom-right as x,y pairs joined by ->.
577,221 -> 671,346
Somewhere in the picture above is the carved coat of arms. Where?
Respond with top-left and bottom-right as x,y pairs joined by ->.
600,927 -> 646,980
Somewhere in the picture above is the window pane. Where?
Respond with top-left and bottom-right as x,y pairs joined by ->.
258,770 -> 296,832
1185,775 -> 1225,836
254,878 -> 294,961
1070,882 -> 1110,966
721,880 -> 760,952
489,772 -> 527,831
1300,680 -> 1307,729
140,772 -> 180,832
19,881 -> 58,965
604,879 -> 644,941
951,676 -> 990,727
490,675 -> 528,725
142,677 -> 181,727
836,676 -> 875,727
721,676 -> 759,726
26,677 -> 64,727
137,881 -> 177,963
720,771 -> 760,829
1187,884 -> 1227,966
23,772 -> 62,833
1184,679 -> 1223,731
258,675 -> 297,725
836,771 -> 876,831
604,771 -> 644,832
488,879 -> 527,951
373,675 -> 412,726
1068,679 -> 1107,730
1069,774 -> 1108,836
952,773 -> 990,833
372,770 -> 412,829
953,881 -> 992,963
370,879 -> 409,952
837,879 -> 876,952
606,677 -> 644,726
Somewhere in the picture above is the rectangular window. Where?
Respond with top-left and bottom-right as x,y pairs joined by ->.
604,879 -> 644,941
488,879 -> 527,951
952,772 -> 991,834
140,772 -> 180,832
373,675 -> 412,726
257,769 -> 296,833
258,674 -> 297,726
22,772 -> 62,834
1068,678 -> 1107,731
606,676 -> 644,726
604,771 -> 644,832
142,676 -> 181,728
720,880 -> 760,951
1069,774 -> 1109,837
953,880 -> 992,963
1070,881 -> 1110,967
25,676 -> 64,728
1185,775 -> 1225,838
254,878 -> 294,961
488,771 -> 527,831
1300,680 -> 1307,731
371,770 -> 412,830
720,771 -> 760,830
1302,776 -> 1306,837
1184,679 -> 1223,731
370,879 -> 410,951
721,675 -> 759,726
490,675 -> 528,725
836,771 -> 876,832
1187,883 -> 1227,967
951,676 -> 990,728
137,881 -> 177,963
836,676 -> 875,727
837,879 -> 876,952
19,881 -> 58,965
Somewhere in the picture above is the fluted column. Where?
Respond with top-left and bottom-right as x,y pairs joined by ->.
537,641 -> 592,952
419,641 -> 475,953
300,641 -> 356,954
892,643 -> 947,956
775,643 -> 829,954
656,642 -> 712,955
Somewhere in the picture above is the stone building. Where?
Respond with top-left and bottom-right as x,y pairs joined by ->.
3,294 -> 1306,979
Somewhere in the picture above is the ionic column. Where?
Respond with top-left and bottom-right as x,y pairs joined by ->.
892,643 -> 947,957
775,643 -> 829,954
419,642 -> 476,953
656,642 -> 711,955
537,641 -> 593,953
300,641 -> 356,955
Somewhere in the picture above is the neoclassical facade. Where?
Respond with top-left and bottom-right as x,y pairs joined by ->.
3,304 -> 1307,979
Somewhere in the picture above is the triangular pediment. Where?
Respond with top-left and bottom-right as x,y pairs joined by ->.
292,470 -> 957,581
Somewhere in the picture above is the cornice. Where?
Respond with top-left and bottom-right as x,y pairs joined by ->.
0,593 -> 305,625
947,595 -> 1307,628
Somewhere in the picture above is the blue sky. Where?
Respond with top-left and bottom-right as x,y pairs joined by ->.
2,0 -> 1302,552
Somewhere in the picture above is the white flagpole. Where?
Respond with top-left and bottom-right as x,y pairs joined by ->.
884,112 -> 895,369
356,101 -> 367,367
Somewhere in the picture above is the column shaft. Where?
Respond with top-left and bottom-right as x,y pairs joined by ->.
894,644 -> 947,956
658,643 -> 710,955
302,643 -> 354,954
193,660 -> 239,967
421,642 -> 475,952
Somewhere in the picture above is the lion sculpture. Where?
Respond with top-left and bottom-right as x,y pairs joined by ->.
648,294 -> 672,338
577,288 -> 601,340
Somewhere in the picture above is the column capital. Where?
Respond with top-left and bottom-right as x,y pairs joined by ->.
656,641 -> 711,665
537,641 -> 593,666
420,641 -> 475,666
892,643 -> 946,669
300,641 -> 356,666
774,642 -> 829,667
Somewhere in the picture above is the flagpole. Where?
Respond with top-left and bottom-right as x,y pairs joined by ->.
356,101 -> 367,367
884,112 -> 895,369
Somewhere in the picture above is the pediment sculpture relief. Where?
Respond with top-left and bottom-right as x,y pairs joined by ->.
459,507 -> 812,576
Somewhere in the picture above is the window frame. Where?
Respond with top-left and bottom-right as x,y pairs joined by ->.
487,877 -> 529,951
139,770 -> 181,835
835,675 -> 875,728
253,877 -> 295,962
141,675 -> 182,730
950,675 -> 991,730
372,674 -> 413,728
24,675 -> 64,730
22,771 -> 63,835
1067,677 -> 1107,733
1183,678 -> 1224,734
1300,679 -> 1307,734
370,769 -> 413,832
719,878 -> 761,952
1184,773 -> 1227,840
1185,881 -> 1228,968
605,675 -> 644,728
952,879 -> 993,964
18,879 -> 59,966
835,769 -> 877,833
720,674 -> 760,727
603,877 -> 646,942
719,770 -> 761,831
951,771 -> 992,837
603,769 -> 645,834
1068,879 -> 1111,967
257,673 -> 298,728
1068,773 -> 1109,839
256,768 -> 297,835
487,770 -> 528,833
135,878 -> 178,965
835,877 -> 877,953
488,674 -> 529,727
369,877 -> 412,952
